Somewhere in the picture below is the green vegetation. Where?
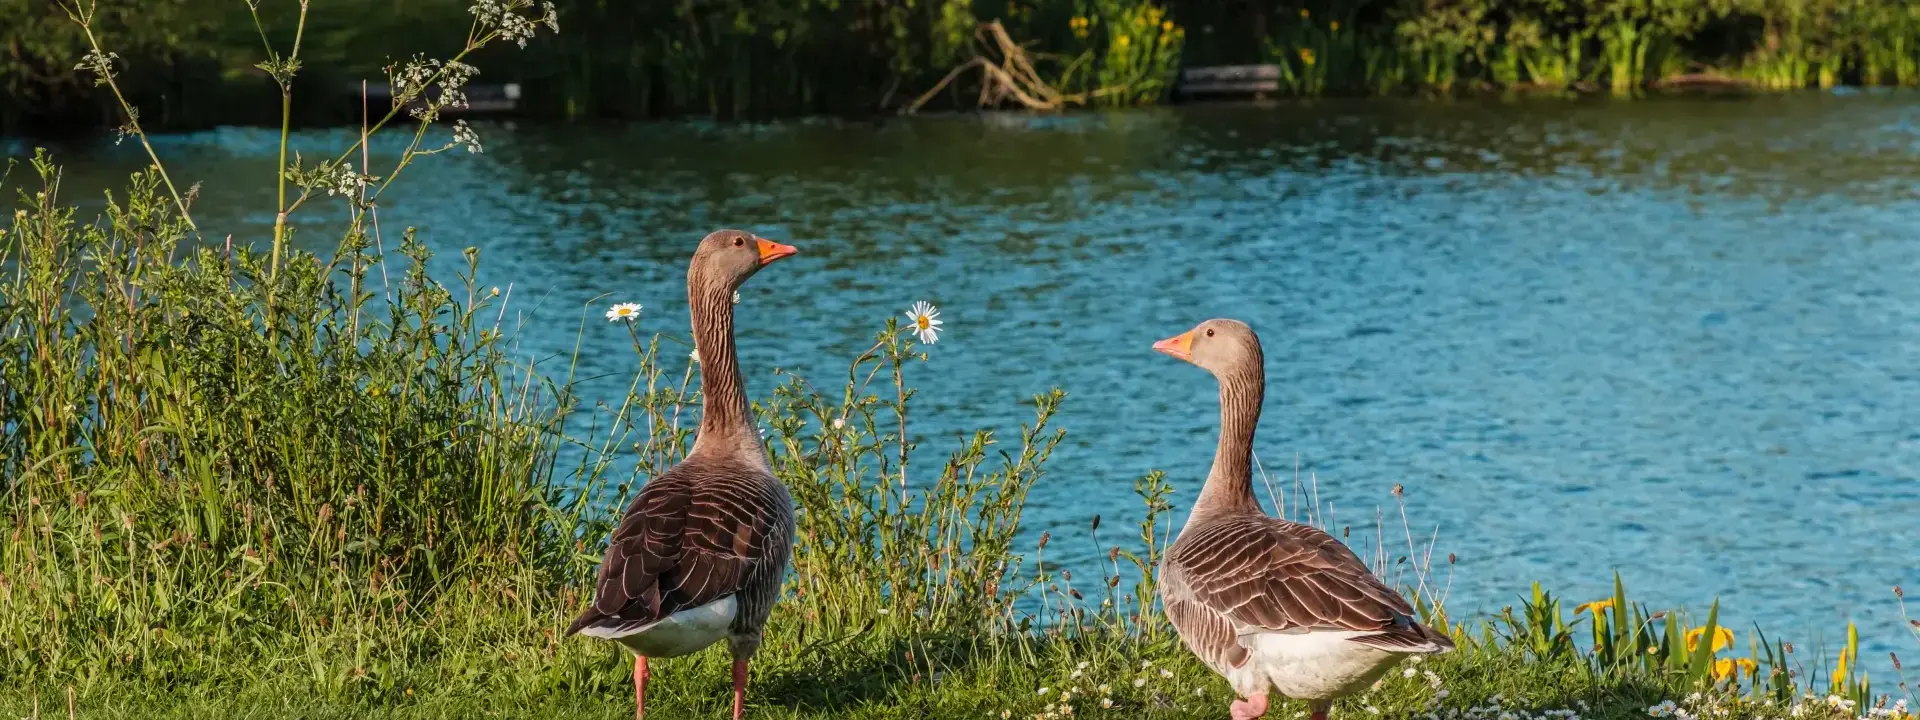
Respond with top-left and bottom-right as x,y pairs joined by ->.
5,7 -> 1920,720
13,0 -> 1920,134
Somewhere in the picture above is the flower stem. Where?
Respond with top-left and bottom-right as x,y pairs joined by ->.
65,4 -> 196,232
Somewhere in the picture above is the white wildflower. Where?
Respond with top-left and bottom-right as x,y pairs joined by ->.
1101,698 -> 1113,709
732,290 -> 741,304
320,162 -> 375,198
1193,688 -> 1205,696
832,417 -> 847,430
904,301 -> 943,344
1403,667 -> 1417,678
1097,684 -> 1110,694
605,302 -> 641,322
1037,687 -> 1050,696
1070,669 -> 1082,679
689,348 -> 700,364
74,49 -> 121,83
1159,669 -> 1173,678
452,120 -> 483,154
1132,678 -> 1145,688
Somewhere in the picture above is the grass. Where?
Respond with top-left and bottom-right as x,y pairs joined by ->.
5,5 -> 1920,720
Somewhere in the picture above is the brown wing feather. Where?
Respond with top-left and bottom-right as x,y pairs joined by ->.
1166,516 -> 1446,649
566,457 -> 787,637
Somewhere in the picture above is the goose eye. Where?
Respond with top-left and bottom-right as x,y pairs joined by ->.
1205,328 -> 1215,337
733,237 -> 746,247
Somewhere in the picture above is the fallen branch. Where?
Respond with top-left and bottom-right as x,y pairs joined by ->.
902,20 -> 1132,114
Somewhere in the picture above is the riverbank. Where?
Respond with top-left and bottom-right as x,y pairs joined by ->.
8,0 -> 1920,135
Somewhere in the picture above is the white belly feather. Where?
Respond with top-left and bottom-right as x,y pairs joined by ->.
577,596 -> 738,658
1223,630 -> 1405,701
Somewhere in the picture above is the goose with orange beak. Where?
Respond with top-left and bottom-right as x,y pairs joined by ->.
569,229 -> 799,720
1152,319 -> 1453,720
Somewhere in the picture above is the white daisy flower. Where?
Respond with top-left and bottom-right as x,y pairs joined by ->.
733,290 -> 742,304
689,349 -> 700,364
1101,699 -> 1113,709
832,417 -> 847,430
605,302 -> 642,322
904,301 -> 943,344
1037,687 -> 1051,696
1132,678 -> 1145,688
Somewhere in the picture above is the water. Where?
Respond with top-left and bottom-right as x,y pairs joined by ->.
15,93 -> 1920,678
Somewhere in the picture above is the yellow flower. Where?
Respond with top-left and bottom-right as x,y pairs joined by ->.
1134,15 -> 1146,27
1300,8 -> 1310,18
1684,626 -> 1735,654
1298,48 -> 1315,65
1330,21 -> 1341,31
1574,599 -> 1614,615
1711,658 -> 1758,682
1116,35 -> 1130,47
1162,20 -> 1174,32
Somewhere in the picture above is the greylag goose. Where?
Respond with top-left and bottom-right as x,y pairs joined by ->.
1151,319 -> 1453,720
567,229 -> 799,720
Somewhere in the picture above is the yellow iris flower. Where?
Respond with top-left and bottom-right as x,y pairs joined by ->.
1684,626 -> 1735,654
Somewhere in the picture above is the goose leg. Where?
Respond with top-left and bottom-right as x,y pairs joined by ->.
1229,692 -> 1269,720
730,658 -> 751,720
633,655 -> 649,720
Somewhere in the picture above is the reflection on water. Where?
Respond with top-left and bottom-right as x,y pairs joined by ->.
16,93 -> 1920,674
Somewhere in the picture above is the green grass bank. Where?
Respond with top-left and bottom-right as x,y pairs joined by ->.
5,6 -> 1920,719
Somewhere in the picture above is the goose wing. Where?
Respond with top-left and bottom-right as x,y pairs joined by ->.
1166,516 -> 1448,655
566,461 -> 790,637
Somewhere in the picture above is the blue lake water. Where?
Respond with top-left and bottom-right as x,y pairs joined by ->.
17,93 -> 1920,678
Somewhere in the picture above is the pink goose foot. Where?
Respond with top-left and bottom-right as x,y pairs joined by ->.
1230,693 -> 1270,720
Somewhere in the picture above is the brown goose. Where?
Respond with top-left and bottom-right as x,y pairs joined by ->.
1151,319 -> 1453,720
567,229 -> 799,720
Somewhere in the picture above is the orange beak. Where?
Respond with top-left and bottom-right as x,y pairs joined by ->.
755,238 -> 798,265
1152,330 -> 1195,361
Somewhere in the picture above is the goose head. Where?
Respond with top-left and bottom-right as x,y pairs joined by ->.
1152,318 -> 1263,377
690,229 -> 798,292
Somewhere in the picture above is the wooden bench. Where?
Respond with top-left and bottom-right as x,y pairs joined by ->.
1176,64 -> 1281,98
